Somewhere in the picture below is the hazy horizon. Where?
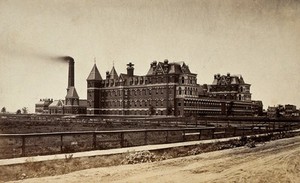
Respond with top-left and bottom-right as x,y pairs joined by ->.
0,0 -> 299,113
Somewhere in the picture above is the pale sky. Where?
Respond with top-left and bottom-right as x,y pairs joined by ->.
0,0 -> 299,113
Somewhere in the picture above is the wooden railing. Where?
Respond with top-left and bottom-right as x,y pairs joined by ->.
0,124 -> 297,159
0,127 -> 215,159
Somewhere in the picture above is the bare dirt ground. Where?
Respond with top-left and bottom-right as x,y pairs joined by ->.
12,136 -> 300,183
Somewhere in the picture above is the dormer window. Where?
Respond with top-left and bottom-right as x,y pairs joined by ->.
140,78 -> 143,84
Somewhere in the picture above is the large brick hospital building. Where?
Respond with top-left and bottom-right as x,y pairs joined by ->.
85,59 -> 262,116
36,58 -> 262,116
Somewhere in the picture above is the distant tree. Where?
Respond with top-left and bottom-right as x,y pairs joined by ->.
1,107 -> 6,113
16,109 -> 21,114
22,107 -> 28,114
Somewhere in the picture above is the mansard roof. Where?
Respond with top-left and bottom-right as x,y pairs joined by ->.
66,87 -> 79,98
87,64 -> 102,81
168,63 -> 182,74
181,62 -> 191,74
211,74 -> 249,86
36,99 -> 52,106
146,60 -> 194,76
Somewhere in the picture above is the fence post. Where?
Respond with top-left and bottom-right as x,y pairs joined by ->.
144,131 -> 148,145
183,130 -> 186,141
21,136 -> 25,157
120,132 -> 124,147
199,129 -> 201,140
60,135 -> 63,153
233,127 -> 236,136
166,131 -> 169,143
211,129 -> 215,139
93,132 -> 97,150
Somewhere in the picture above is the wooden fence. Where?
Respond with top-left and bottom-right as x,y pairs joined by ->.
0,124 -> 296,159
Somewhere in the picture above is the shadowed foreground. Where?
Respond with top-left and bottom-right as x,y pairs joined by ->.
12,136 -> 300,183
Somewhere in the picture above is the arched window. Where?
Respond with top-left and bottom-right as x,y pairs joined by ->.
181,77 -> 184,84
179,87 -> 182,95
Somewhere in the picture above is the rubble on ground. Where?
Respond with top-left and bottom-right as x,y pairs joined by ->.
121,151 -> 171,164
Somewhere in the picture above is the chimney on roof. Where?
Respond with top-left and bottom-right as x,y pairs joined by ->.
127,62 -> 134,77
227,73 -> 230,77
106,71 -> 110,79
163,59 -> 169,71
152,61 -> 157,69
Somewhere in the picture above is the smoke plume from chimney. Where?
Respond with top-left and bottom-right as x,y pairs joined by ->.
60,56 -> 75,88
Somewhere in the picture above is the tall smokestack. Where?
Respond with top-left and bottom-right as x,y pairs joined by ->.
64,56 -> 75,88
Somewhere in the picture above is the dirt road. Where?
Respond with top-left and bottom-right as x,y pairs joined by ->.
14,136 -> 300,183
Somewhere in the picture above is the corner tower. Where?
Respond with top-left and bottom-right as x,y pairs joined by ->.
87,64 -> 102,115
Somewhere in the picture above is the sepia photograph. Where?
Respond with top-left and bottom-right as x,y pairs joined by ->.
0,0 -> 299,182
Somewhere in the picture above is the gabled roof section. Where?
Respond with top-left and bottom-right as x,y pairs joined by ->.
168,63 -> 182,74
239,76 -> 245,84
119,73 -> 128,80
49,100 -> 64,107
87,64 -> 102,81
109,66 -> 118,80
181,62 -> 191,74
154,62 -> 166,75
212,78 -> 218,85
36,100 -> 52,106
231,76 -> 240,84
212,74 -> 249,85
147,67 -> 155,75
66,87 -> 79,98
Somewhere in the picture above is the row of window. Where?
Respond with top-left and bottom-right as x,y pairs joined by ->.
177,101 -> 254,111
114,100 -> 164,108
89,99 -> 170,108
95,110 -> 166,115
183,110 -> 222,116
177,87 -> 198,95
89,87 -> 174,98
178,100 -> 222,107
181,76 -> 197,84
208,95 -> 237,100
209,86 -> 250,92
88,75 -> 198,88
101,76 -> 175,87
